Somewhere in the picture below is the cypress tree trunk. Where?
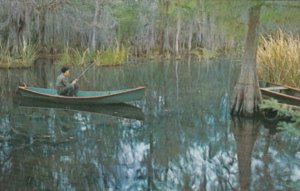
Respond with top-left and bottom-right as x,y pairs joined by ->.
231,4 -> 262,117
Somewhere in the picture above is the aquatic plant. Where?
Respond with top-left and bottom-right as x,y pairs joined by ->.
260,99 -> 300,136
58,48 -> 92,66
72,48 -> 92,66
0,44 -> 12,68
257,29 -> 300,87
190,47 -> 219,60
58,47 -> 72,66
0,43 -> 37,68
20,44 -> 38,67
93,46 -> 128,66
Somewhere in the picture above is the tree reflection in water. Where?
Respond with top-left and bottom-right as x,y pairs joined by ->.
232,118 -> 259,191
0,59 -> 299,190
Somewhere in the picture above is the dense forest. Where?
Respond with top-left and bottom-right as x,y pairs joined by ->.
1,0 -> 299,58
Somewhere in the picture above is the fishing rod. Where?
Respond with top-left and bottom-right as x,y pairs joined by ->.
75,61 -> 95,80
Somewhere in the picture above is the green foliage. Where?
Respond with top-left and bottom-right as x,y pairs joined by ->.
58,45 -> 129,66
0,43 -> 12,68
168,0 -> 197,17
201,0 -> 252,42
59,48 -> 72,66
58,48 -> 92,66
113,3 -> 139,43
260,2 -> 300,30
260,99 -> 300,136
94,46 -> 128,66
20,45 -> 38,66
176,0 -> 197,11
190,48 -> 219,59
260,99 -> 295,116
73,49 -> 93,66
0,44 -> 37,68
278,122 -> 300,136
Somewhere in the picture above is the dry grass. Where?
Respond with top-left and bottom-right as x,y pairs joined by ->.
257,29 -> 300,87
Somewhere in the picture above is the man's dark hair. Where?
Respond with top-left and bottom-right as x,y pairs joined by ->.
61,66 -> 69,73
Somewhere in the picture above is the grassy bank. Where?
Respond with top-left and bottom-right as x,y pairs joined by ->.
0,45 -> 130,68
1,44 -> 220,68
2,29 -> 299,73
57,46 -> 129,67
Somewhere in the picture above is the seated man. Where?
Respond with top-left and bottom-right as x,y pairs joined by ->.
56,66 -> 79,96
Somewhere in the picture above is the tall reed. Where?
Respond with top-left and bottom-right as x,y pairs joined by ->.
58,48 -> 91,66
58,46 -> 128,66
94,46 -> 128,66
257,30 -> 300,87
0,44 -> 37,68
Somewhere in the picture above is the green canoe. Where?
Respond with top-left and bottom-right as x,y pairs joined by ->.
259,80 -> 300,122
259,80 -> 300,106
17,86 -> 146,105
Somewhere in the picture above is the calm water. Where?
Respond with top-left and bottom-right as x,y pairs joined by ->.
0,58 -> 299,191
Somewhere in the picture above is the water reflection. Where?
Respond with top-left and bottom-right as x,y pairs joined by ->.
232,118 -> 260,190
15,97 -> 145,121
0,58 -> 299,190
